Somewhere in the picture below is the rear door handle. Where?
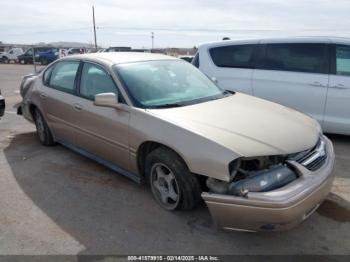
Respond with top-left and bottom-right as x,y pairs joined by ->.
331,84 -> 348,90
309,81 -> 326,87
40,92 -> 47,99
73,103 -> 83,111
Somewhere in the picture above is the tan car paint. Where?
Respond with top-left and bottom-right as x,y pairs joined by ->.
68,95 -> 131,171
41,85 -> 79,144
127,106 -> 238,181
147,93 -> 321,156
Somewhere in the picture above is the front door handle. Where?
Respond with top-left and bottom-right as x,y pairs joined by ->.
73,103 -> 83,111
331,84 -> 348,90
40,92 -> 47,99
309,81 -> 326,87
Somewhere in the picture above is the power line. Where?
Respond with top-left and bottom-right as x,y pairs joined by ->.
2,26 -> 350,37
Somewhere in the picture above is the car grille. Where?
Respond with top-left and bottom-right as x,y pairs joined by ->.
290,138 -> 327,171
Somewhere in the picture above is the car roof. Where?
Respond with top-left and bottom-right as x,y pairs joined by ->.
198,36 -> 350,49
63,52 -> 179,65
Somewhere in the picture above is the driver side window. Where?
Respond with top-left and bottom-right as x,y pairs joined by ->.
80,62 -> 117,100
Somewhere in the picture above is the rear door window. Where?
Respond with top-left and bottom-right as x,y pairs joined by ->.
335,45 -> 350,76
259,43 -> 328,74
209,44 -> 256,68
49,61 -> 80,93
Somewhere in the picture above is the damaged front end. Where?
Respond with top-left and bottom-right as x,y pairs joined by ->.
202,136 -> 335,232
207,156 -> 299,197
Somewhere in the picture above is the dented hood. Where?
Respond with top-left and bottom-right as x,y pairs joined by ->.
148,93 -> 321,157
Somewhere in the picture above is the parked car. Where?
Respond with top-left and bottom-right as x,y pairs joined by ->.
67,48 -> 86,55
194,37 -> 350,135
17,47 -> 54,64
0,89 -> 5,117
105,46 -> 132,52
0,47 -> 24,63
18,52 -> 335,231
35,48 -> 59,65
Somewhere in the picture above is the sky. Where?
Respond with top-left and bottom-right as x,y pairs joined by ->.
1,0 -> 350,48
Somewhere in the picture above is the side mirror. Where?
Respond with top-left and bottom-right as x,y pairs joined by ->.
94,93 -> 120,109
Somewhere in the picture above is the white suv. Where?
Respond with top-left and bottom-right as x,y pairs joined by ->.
194,37 -> 350,135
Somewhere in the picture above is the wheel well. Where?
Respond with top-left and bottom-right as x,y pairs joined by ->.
137,141 -> 162,177
137,141 -> 189,177
29,104 -> 37,119
137,141 -> 207,190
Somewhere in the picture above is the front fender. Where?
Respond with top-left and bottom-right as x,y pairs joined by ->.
128,108 -> 239,182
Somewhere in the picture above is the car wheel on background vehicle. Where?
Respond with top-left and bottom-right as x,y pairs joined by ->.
0,93 -> 5,118
20,59 -> 25,64
2,57 -> 9,64
145,147 -> 202,211
33,109 -> 55,146
40,58 -> 48,65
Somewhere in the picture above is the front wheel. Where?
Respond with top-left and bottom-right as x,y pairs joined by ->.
33,109 -> 55,146
145,147 -> 202,210
40,58 -> 48,65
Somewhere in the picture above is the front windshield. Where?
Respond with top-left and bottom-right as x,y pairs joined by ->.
114,60 -> 229,108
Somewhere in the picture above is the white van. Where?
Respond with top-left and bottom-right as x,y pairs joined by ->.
0,47 -> 24,63
194,37 -> 350,135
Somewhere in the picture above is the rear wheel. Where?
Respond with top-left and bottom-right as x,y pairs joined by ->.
40,58 -> 48,65
2,57 -> 9,64
145,147 -> 202,210
33,109 -> 55,146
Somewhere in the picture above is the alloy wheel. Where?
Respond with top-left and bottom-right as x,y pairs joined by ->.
150,163 -> 180,210
35,112 -> 45,142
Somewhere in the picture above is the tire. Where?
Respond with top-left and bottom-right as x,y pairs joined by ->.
33,108 -> 55,146
3,57 -> 9,64
145,147 -> 202,211
40,58 -> 47,65
20,59 -> 25,64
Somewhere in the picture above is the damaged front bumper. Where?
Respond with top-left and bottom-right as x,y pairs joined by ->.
202,135 -> 335,232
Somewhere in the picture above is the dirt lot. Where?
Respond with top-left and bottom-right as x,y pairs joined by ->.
0,64 -> 350,255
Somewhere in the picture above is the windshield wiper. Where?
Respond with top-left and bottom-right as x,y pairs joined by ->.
223,90 -> 235,95
151,103 -> 186,109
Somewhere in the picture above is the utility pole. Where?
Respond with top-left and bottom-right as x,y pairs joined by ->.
31,45 -> 36,73
92,5 -> 98,52
151,32 -> 154,50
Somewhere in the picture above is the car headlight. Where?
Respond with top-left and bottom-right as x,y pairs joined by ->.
208,156 -> 298,196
